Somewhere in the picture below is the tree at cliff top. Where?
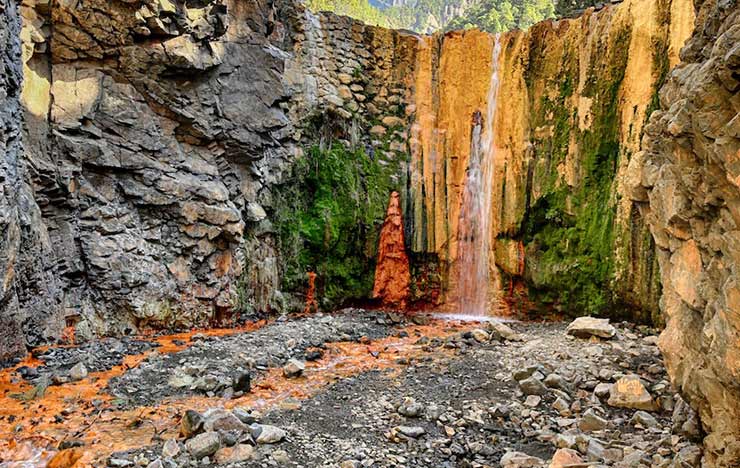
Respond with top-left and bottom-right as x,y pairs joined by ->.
305,0 -> 556,33
446,0 -> 555,32
305,0 -> 394,26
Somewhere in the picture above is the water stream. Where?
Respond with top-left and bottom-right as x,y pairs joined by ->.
455,34 -> 502,316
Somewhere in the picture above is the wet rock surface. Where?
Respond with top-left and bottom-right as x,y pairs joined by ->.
37,312 -> 698,468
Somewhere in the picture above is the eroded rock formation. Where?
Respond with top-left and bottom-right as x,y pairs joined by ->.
628,0 -> 740,463
373,191 -> 411,307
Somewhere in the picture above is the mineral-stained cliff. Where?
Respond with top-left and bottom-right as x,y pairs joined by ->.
628,0 -> 740,463
2,0 -> 699,350
409,0 -> 695,319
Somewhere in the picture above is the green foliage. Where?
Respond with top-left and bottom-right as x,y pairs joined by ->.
443,0 -> 555,32
275,142 -> 400,307
305,0 -> 556,33
554,0 -> 598,18
305,0 -> 393,27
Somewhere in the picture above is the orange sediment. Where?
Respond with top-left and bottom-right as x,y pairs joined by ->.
0,318 -> 473,467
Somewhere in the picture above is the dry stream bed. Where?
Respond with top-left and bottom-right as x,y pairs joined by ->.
0,311 -> 703,468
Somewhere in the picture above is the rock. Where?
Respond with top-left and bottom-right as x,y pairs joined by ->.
213,444 -> 254,464
579,409 -> 608,431
107,459 -> 133,467
395,425 -> 425,438
488,321 -> 524,341
671,445 -> 702,467
631,410 -> 658,428
552,397 -> 570,416
397,397 -> 424,417
549,448 -> 583,468
305,348 -> 324,361
566,317 -> 616,339
283,358 -> 305,378
584,438 -> 606,461
618,449 -> 648,467
607,376 -> 658,411
47,448 -> 85,468
341,461 -> 361,468
202,408 -> 248,433
500,451 -> 545,468
553,434 -> 576,449
161,439 -> 180,458
512,365 -> 544,382
369,125 -> 387,136
337,73 -> 353,84
251,424 -> 286,444
381,116 -> 404,127
185,431 -> 220,459
232,407 -> 258,425
180,410 -> 204,438
69,363 -> 88,381
672,396 -> 701,439
519,377 -> 548,396
524,395 -> 541,407
471,328 -> 489,343
272,449 -> 290,464
245,202 -> 267,222
145,460 -> 162,468
594,383 -> 612,399
232,372 -> 251,393
544,373 -> 570,392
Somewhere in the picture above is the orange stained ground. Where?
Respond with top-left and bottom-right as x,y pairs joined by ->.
0,318 -> 474,467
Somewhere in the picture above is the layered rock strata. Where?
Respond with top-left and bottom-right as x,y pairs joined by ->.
629,0 -> 740,463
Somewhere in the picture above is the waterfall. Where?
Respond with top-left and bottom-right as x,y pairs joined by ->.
455,34 -> 502,316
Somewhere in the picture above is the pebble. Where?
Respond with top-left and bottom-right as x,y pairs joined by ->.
251,424 -> 287,444
579,408 -> 608,431
608,376 -> 658,411
185,431 -> 220,459
162,439 -> 180,458
283,358 -> 306,378
519,377 -> 548,396
69,363 -> 88,381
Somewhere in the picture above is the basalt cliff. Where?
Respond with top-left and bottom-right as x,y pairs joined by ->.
0,0 -> 739,464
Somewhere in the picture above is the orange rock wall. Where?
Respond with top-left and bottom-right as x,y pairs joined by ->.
406,0 -> 695,317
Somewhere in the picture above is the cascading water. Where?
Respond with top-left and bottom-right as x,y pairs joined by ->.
455,34 -> 502,316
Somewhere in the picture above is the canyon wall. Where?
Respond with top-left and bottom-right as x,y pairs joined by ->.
628,0 -> 740,463
408,0 -> 695,319
1,0 -> 25,360
2,0 -> 698,348
2,0 -> 419,355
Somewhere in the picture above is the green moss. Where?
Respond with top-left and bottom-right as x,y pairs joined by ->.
275,140 -> 403,308
518,26 -> 632,317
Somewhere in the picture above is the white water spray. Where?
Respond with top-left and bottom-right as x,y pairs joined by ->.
455,34 -> 502,316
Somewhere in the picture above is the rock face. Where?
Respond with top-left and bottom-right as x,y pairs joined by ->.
0,0 -> 700,356
1,0 -> 62,362
629,0 -> 740,464
409,0 -> 696,318
0,0 -> 24,362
